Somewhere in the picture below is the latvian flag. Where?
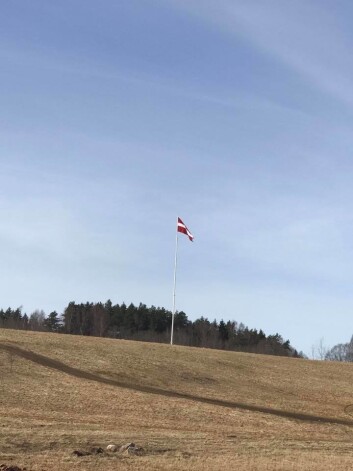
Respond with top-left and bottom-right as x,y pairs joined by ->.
177,217 -> 194,241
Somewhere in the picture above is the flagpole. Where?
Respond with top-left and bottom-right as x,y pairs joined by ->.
171,222 -> 179,345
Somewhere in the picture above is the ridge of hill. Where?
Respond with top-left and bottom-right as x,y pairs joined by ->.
0,302 -> 298,357
1,329 -> 353,470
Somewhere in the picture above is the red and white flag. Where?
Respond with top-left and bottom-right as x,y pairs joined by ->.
177,217 -> 194,241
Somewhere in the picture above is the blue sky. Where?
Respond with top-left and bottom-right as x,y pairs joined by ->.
1,0 -> 353,355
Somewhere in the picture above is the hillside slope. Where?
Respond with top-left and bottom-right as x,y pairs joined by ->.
1,329 -> 353,470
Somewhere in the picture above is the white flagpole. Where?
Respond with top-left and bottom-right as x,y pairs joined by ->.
171,221 -> 179,345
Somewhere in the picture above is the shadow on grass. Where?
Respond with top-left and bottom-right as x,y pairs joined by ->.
1,342 -> 352,427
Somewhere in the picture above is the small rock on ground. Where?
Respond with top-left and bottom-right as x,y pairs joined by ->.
119,443 -> 135,453
106,444 -> 118,452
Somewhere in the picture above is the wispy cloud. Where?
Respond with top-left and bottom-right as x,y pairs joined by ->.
167,0 -> 353,107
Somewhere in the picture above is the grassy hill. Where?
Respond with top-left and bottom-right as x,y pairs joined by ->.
1,329 -> 353,470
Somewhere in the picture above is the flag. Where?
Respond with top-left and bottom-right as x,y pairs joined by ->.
177,217 -> 194,241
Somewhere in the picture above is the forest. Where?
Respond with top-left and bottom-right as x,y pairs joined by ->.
0,301 -> 300,357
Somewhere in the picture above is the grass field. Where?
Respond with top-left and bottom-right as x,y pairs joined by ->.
1,329 -> 353,470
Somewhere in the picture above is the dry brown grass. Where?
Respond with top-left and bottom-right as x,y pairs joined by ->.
1,329 -> 353,470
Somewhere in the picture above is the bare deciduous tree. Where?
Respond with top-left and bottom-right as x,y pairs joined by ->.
29,309 -> 46,331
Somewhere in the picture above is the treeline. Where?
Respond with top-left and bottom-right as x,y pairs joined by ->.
325,337 -> 353,362
0,301 -> 300,357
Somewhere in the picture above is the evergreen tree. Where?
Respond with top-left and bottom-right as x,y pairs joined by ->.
44,311 -> 61,332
